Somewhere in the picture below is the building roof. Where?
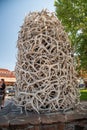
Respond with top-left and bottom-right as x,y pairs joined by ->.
0,68 -> 16,83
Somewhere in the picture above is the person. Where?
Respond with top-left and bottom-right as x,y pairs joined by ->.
0,79 -> 6,109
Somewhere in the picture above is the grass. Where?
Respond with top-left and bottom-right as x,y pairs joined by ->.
80,89 -> 87,101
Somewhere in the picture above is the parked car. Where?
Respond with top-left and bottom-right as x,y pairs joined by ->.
6,86 -> 15,96
78,78 -> 85,89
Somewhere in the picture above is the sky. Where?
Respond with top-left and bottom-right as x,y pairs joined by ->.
0,0 -> 55,71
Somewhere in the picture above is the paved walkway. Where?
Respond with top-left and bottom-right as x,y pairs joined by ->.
4,95 -> 14,106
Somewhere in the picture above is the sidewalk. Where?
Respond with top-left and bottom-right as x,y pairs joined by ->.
4,95 -> 13,106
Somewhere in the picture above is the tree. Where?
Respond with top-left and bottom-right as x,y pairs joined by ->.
54,0 -> 87,72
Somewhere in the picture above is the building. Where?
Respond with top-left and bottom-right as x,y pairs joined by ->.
0,68 -> 16,86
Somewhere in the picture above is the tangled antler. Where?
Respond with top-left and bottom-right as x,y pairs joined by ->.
15,10 -> 80,113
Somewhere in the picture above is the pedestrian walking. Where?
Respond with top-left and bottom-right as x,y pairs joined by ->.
0,79 -> 6,109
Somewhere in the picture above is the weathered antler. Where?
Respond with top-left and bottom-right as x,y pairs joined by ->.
15,10 -> 80,113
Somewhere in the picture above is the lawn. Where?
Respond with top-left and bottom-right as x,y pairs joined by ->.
80,89 -> 87,101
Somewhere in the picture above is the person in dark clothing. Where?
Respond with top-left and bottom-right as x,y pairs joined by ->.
0,79 -> 6,108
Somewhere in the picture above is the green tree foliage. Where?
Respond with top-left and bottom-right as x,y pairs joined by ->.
54,0 -> 87,72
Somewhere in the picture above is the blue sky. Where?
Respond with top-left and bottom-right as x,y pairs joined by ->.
0,0 -> 55,71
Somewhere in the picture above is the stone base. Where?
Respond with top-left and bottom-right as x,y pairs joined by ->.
0,102 -> 87,130
0,121 -> 87,130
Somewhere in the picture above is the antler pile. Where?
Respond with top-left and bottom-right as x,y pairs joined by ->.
15,10 -> 80,113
